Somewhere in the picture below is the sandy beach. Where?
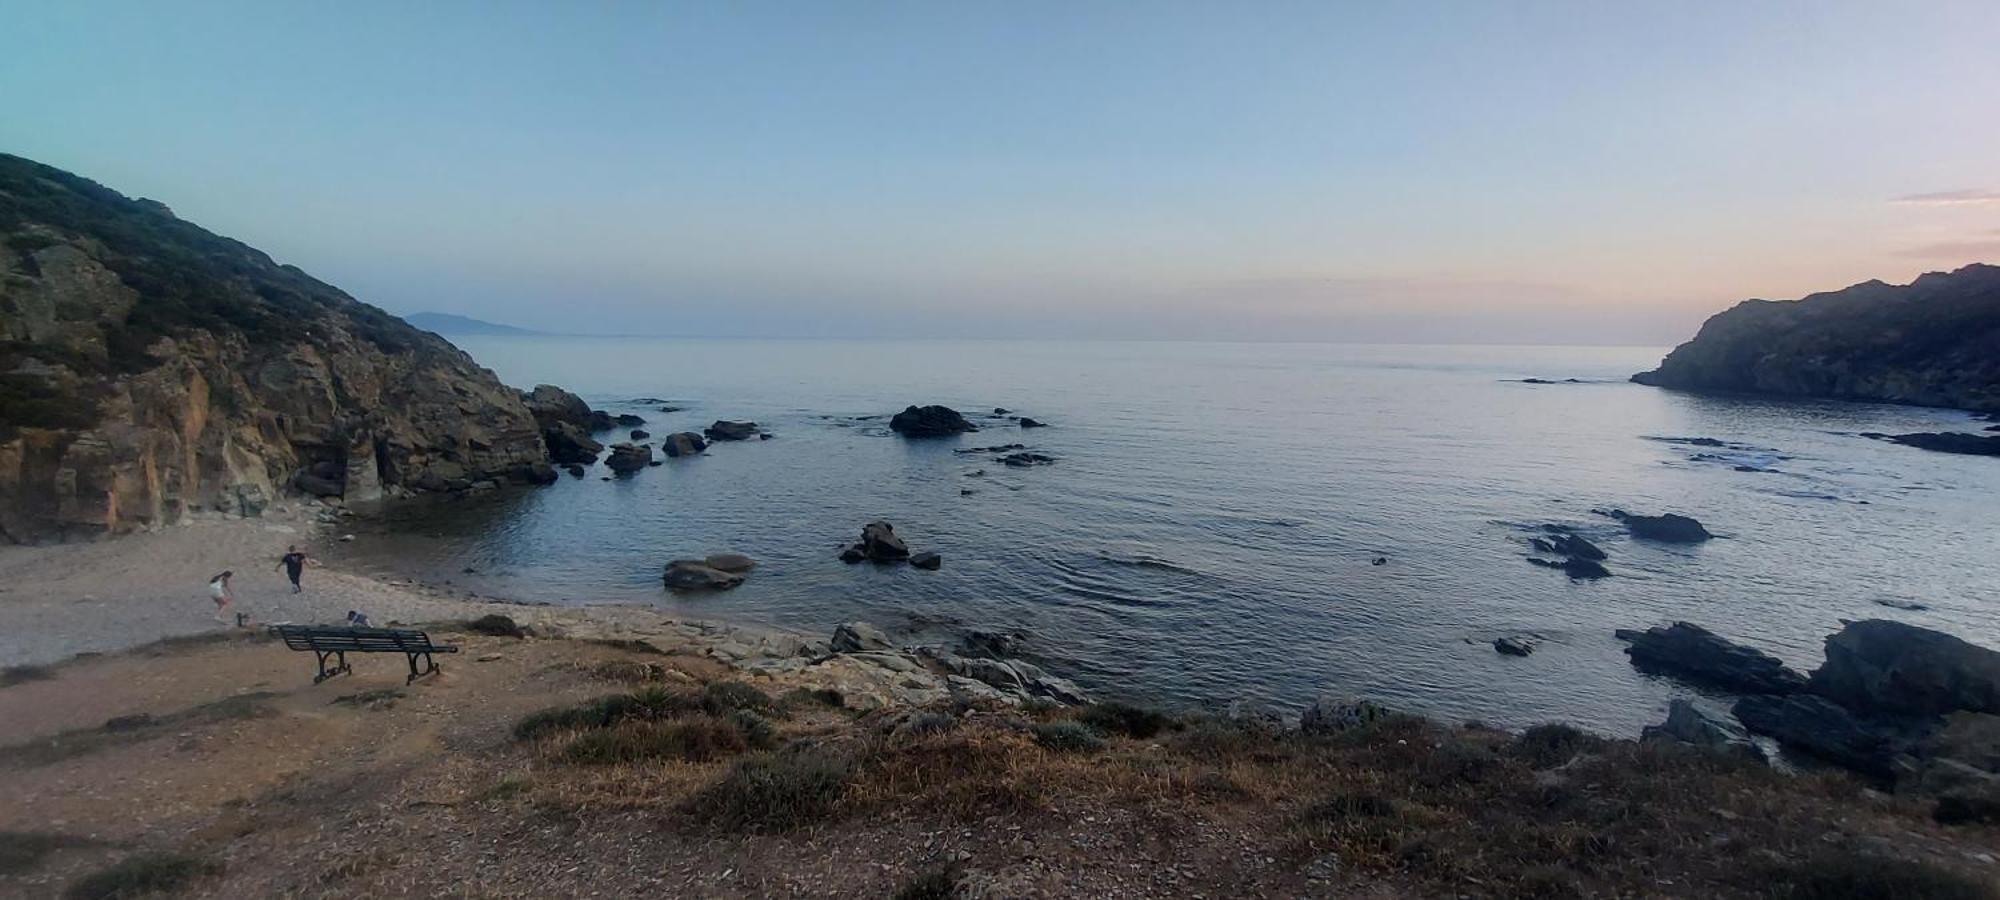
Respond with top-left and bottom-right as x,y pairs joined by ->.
0,507 -> 796,671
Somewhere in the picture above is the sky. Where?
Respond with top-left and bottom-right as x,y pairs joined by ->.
3,1 -> 1998,344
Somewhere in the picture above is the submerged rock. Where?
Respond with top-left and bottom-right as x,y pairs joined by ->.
704,553 -> 756,574
889,405 -> 978,437
1809,620 -> 2000,716
998,451 -> 1056,467
1869,432 -> 2000,457
1530,530 -> 1606,560
1527,556 -> 1611,579
1493,636 -> 1537,657
1614,622 -> 1807,694
1018,417 -> 1047,428
1609,510 -> 1713,542
662,559 -> 745,591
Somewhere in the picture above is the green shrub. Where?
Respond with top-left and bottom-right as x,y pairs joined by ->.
684,748 -> 853,831
1513,723 -> 1603,769
1078,701 -> 1176,739
511,688 -> 700,741
892,864 -> 964,900
1757,850 -> 1997,900
1031,721 -> 1105,753
64,852 -> 221,899
563,717 -> 749,764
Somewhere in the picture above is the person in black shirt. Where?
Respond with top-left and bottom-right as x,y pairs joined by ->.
278,545 -> 309,594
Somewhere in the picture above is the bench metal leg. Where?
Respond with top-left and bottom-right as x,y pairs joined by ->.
405,651 -> 440,684
313,650 -> 351,684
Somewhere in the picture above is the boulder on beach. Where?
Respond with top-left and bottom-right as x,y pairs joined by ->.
1614,622 -> 1807,694
662,559 -> 745,592
889,405 -> 978,437
603,443 -> 653,473
910,551 -> 942,570
831,621 -> 894,653
703,420 -> 760,441
1641,699 -> 1764,761
1608,510 -> 1713,543
1808,619 -> 2000,716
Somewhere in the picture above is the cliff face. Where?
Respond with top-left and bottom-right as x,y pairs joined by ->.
0,154 -> 554,542
1633,264 -> 2000,413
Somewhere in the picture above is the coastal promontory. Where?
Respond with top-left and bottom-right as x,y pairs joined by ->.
0,154 -> 554,542
1633,263 -> 2000,413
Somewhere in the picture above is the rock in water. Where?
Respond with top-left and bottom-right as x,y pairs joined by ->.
1527,556 -> 1611,579
1732,694 -> 1909,778
889,405 -> 978,437
854,520 -> 910,561
1018,417 -> 1047,428
1530,530 -> 1606,560
1613,622 -> 1807,694
1808,620 -> 2000,716
662,560 -> 745,591
614,413 -> 645,427
1872,432 -> 2000,457
630,429 -> 649,440
1611,510 -> 1713,543
703,420 -> 760,441
1631,264 -> 2000,414
541,422 -> 603,465
660,432 -> 707,458
910,551 -> 942,570
1641,698 -> 1764,760
603,443 -> 653,473
0,154 -> 563,540
1493,636 -> 1536,656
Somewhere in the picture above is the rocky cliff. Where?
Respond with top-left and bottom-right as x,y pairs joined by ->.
0,153 -> 556,542
1633,264 -> 2000,413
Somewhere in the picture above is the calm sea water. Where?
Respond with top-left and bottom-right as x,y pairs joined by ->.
333,338 -> 2000,735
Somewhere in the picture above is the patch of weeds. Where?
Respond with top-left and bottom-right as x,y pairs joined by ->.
0,664 -> 54,687
1755,849 -> 1998,900
892,711 -> 959,741
1031,721 -> 1105,753
701,681 -> 781,717
1301,790 -> 1399,825
1414,739 -> 1506,787
583,659 -> 673,684
64,851 -> 221,899
562,716 -> 751,765
1170,716 -> 1283,760
583,638 -> 667,656
1078,701 -> 1175,739
0,831 -> 98,876
783,686 -> 845,709
683,747 -> 854,831
330,688 -> 404,709
892,864 -> 964,900
1513,723 -> 1604,769
730,710 -> 779,749
511,687 -> 700,741
472,777 -> 531,802
315,849 -> 397,885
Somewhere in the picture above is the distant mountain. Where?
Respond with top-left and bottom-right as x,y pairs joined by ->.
403,312 -> 541,336
1633,264 -> 2000,413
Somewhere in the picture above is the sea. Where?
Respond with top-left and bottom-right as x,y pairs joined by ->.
331,338 -> 2000,735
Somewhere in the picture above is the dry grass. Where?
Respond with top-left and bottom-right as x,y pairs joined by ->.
0,692 -> 276,768
0,830 -> 98,876
682,746 -> 856,832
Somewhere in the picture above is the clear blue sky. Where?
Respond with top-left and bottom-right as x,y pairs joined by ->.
4,1 -> 1997,342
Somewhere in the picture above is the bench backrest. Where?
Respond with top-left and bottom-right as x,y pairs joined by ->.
274,624 -> 447,653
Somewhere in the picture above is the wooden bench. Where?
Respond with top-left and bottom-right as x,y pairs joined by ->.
273,625 -> 459,684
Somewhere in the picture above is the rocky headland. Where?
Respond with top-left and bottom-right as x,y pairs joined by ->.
0,154 -> 596,542
1634,263 -> 2000,413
